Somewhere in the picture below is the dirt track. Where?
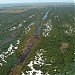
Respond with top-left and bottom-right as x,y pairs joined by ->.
9,12 -> 48,75
9,23 -> 41,75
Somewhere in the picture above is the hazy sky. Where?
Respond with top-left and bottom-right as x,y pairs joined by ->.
0,0 -> 74,4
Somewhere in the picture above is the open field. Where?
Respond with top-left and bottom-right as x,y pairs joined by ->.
0,9 -> 31,13
0,6 -> 37,13
0,3 -> 75,75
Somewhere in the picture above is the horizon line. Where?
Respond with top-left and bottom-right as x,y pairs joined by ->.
0,2 -> 74,4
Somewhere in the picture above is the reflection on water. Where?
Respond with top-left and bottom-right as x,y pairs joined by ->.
42,12 -> 48,20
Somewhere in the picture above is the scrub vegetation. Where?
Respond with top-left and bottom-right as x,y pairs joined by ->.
0,3 -> 75,75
